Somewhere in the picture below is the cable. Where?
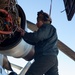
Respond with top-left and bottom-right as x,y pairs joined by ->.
49,0 -> 52,17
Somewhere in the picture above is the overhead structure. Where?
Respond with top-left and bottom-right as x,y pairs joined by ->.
63,0 -> 75,21
57,40 -> 75,61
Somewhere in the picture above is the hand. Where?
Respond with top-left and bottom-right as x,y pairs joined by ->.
17,27 -> 25,36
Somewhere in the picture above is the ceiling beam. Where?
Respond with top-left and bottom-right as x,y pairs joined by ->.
58,40 -> 75,61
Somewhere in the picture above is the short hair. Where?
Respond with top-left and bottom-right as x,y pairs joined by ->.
8,71 -> 17,75
37,10 -> 52,23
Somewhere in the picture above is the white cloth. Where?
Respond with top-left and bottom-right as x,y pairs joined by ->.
0,54 -> 3,66
0,66 -> 7,75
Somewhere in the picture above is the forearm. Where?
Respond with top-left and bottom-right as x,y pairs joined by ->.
22,32 -> 36,45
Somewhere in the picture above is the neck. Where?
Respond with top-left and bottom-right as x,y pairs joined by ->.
43,21 -> 50,24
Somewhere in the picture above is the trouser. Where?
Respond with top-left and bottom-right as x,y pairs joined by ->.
25,55 -> 59,75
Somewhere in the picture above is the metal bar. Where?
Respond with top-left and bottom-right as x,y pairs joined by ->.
58,40 -> 75,61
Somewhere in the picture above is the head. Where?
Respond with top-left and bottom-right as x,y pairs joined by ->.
36,10 -> 52,28
9,71 -> 17,75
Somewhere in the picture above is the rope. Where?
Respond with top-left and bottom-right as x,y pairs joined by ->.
49,0 -> 52,17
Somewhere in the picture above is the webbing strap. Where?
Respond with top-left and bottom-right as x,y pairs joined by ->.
49,0 -> 52,17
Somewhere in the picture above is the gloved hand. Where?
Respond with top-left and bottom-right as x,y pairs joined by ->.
17,27 -> 25,36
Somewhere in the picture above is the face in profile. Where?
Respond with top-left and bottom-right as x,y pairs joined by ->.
36,20 -> 43,28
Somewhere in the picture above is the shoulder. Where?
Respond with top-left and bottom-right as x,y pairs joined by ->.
42,24 -> 56,29
50,24 -> 56,30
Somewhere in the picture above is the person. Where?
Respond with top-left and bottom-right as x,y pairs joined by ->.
0,54 -> 14,75
0,54 -> 13,71
17,10 -> 59,75
0,54 -> 18,75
